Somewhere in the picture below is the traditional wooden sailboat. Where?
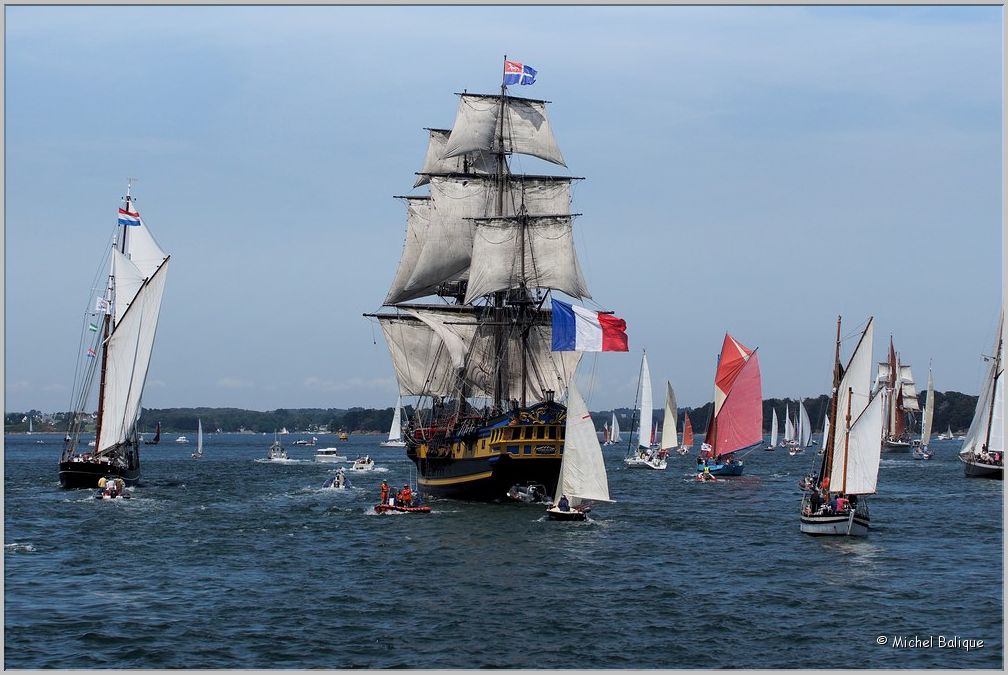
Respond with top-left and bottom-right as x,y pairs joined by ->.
58,183 -> 170,488
698,334 -> 762,477
367,62 -> 622,500
912,367 -> 935,460
380,396 -> 408,447
546,380 -> 613,521
624,352 -> 666,470
800,317 -> 884,536
959,311 -> 1004,479
659,381 -> 678,459
874,337 -> 919,451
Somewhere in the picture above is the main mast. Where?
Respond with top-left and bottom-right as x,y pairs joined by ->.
983,323 -> 1003,451
820,316 -> 842,484
94,180 -> 133,453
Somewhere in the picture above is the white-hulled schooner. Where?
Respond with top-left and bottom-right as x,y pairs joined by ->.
800,317 -> 885,536
366,67 -> 602,501
59,184 -> 170,488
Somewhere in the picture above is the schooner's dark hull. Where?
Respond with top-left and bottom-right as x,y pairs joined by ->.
59,449 -> 141,489
960,456 -> 1003,479
407,401 -> 567,502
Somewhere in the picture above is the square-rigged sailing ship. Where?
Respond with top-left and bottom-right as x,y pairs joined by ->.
367,71 -> 607,501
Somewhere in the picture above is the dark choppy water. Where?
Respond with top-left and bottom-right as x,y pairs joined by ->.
4,433 -> 1002,669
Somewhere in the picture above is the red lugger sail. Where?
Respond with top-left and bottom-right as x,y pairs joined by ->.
708,334 -> 763,458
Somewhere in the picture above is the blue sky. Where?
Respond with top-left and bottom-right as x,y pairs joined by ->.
4,5 -> 1002,414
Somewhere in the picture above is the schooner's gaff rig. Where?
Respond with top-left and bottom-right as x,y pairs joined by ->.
366,73 -> 597,501
59,185 -> 170,488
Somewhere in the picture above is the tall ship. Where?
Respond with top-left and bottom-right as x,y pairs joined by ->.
367,63 -> 618,501
872,336 -> 919,451
59,183 -> 170,488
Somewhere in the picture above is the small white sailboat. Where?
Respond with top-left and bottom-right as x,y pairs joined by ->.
782,403 -> 794,449
959,311 -> 1004,478
191,419 -> 203,459
547,380 -> 613,521
624,352 -> 666,470
766,408 -> 778,450
800,316 -> 883,536
380,396 -> 407,447
938,425 -> 954,441
27,417 -> 32,435
913,367 -> 935,460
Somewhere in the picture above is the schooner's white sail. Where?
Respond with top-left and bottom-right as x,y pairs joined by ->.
921,368 -> 934,448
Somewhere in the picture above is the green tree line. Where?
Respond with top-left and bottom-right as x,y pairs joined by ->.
3,390 -> 982,435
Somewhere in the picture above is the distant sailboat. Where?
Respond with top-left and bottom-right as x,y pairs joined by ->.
546,380 -> 613,521
913,367 -> 935,460
799,399 -> 812,447
191,419 -> 203,460
380,396 -> 407,447
959,311 -> 1004,479
601,421 -> 610,445
659,381 -> 678,459
605,413 -> 621,446
679,413 -> 694,455
938,425 -> 954,441
698,334 -> 762,477
143,421 -> 161,445
766,408 -> 778,450
783,403 -> 795,449
624,351 -> 666,470
27,417 -> 32,435
875,337 -> 919,451
800,316 -> 883,536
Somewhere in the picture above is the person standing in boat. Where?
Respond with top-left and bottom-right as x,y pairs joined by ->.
380,480 -> 389,504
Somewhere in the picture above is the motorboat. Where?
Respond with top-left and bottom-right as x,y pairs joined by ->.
315,447 -> 347,463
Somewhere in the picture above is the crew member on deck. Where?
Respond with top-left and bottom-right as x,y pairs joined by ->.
558,494 -> 570,511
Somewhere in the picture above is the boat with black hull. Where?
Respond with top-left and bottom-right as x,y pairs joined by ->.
959,310 -> 1004,479
58,182 -> 170,489
366,61 -> 623,501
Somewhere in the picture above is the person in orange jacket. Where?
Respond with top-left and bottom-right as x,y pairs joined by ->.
400,484 -> 413,507
380,480 -> 390,504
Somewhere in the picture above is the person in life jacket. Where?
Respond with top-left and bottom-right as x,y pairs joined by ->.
400,484 -> 413,507
380,480 -> 389,504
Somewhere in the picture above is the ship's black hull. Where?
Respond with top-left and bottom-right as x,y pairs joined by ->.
59,458 -> 140,489
411,453 -> 562,501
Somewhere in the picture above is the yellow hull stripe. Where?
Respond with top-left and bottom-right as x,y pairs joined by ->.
418,471 -> 494,487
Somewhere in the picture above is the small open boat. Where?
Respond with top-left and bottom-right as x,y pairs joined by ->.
374,503 -> 432,514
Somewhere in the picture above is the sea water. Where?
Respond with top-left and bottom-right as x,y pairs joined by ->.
4,434 -> 1001,668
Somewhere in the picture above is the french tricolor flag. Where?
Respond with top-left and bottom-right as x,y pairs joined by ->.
118,208 -> 141,227
551,299 -> 629,352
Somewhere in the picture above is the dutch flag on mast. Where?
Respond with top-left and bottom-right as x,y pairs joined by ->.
118,208 -> 141,227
